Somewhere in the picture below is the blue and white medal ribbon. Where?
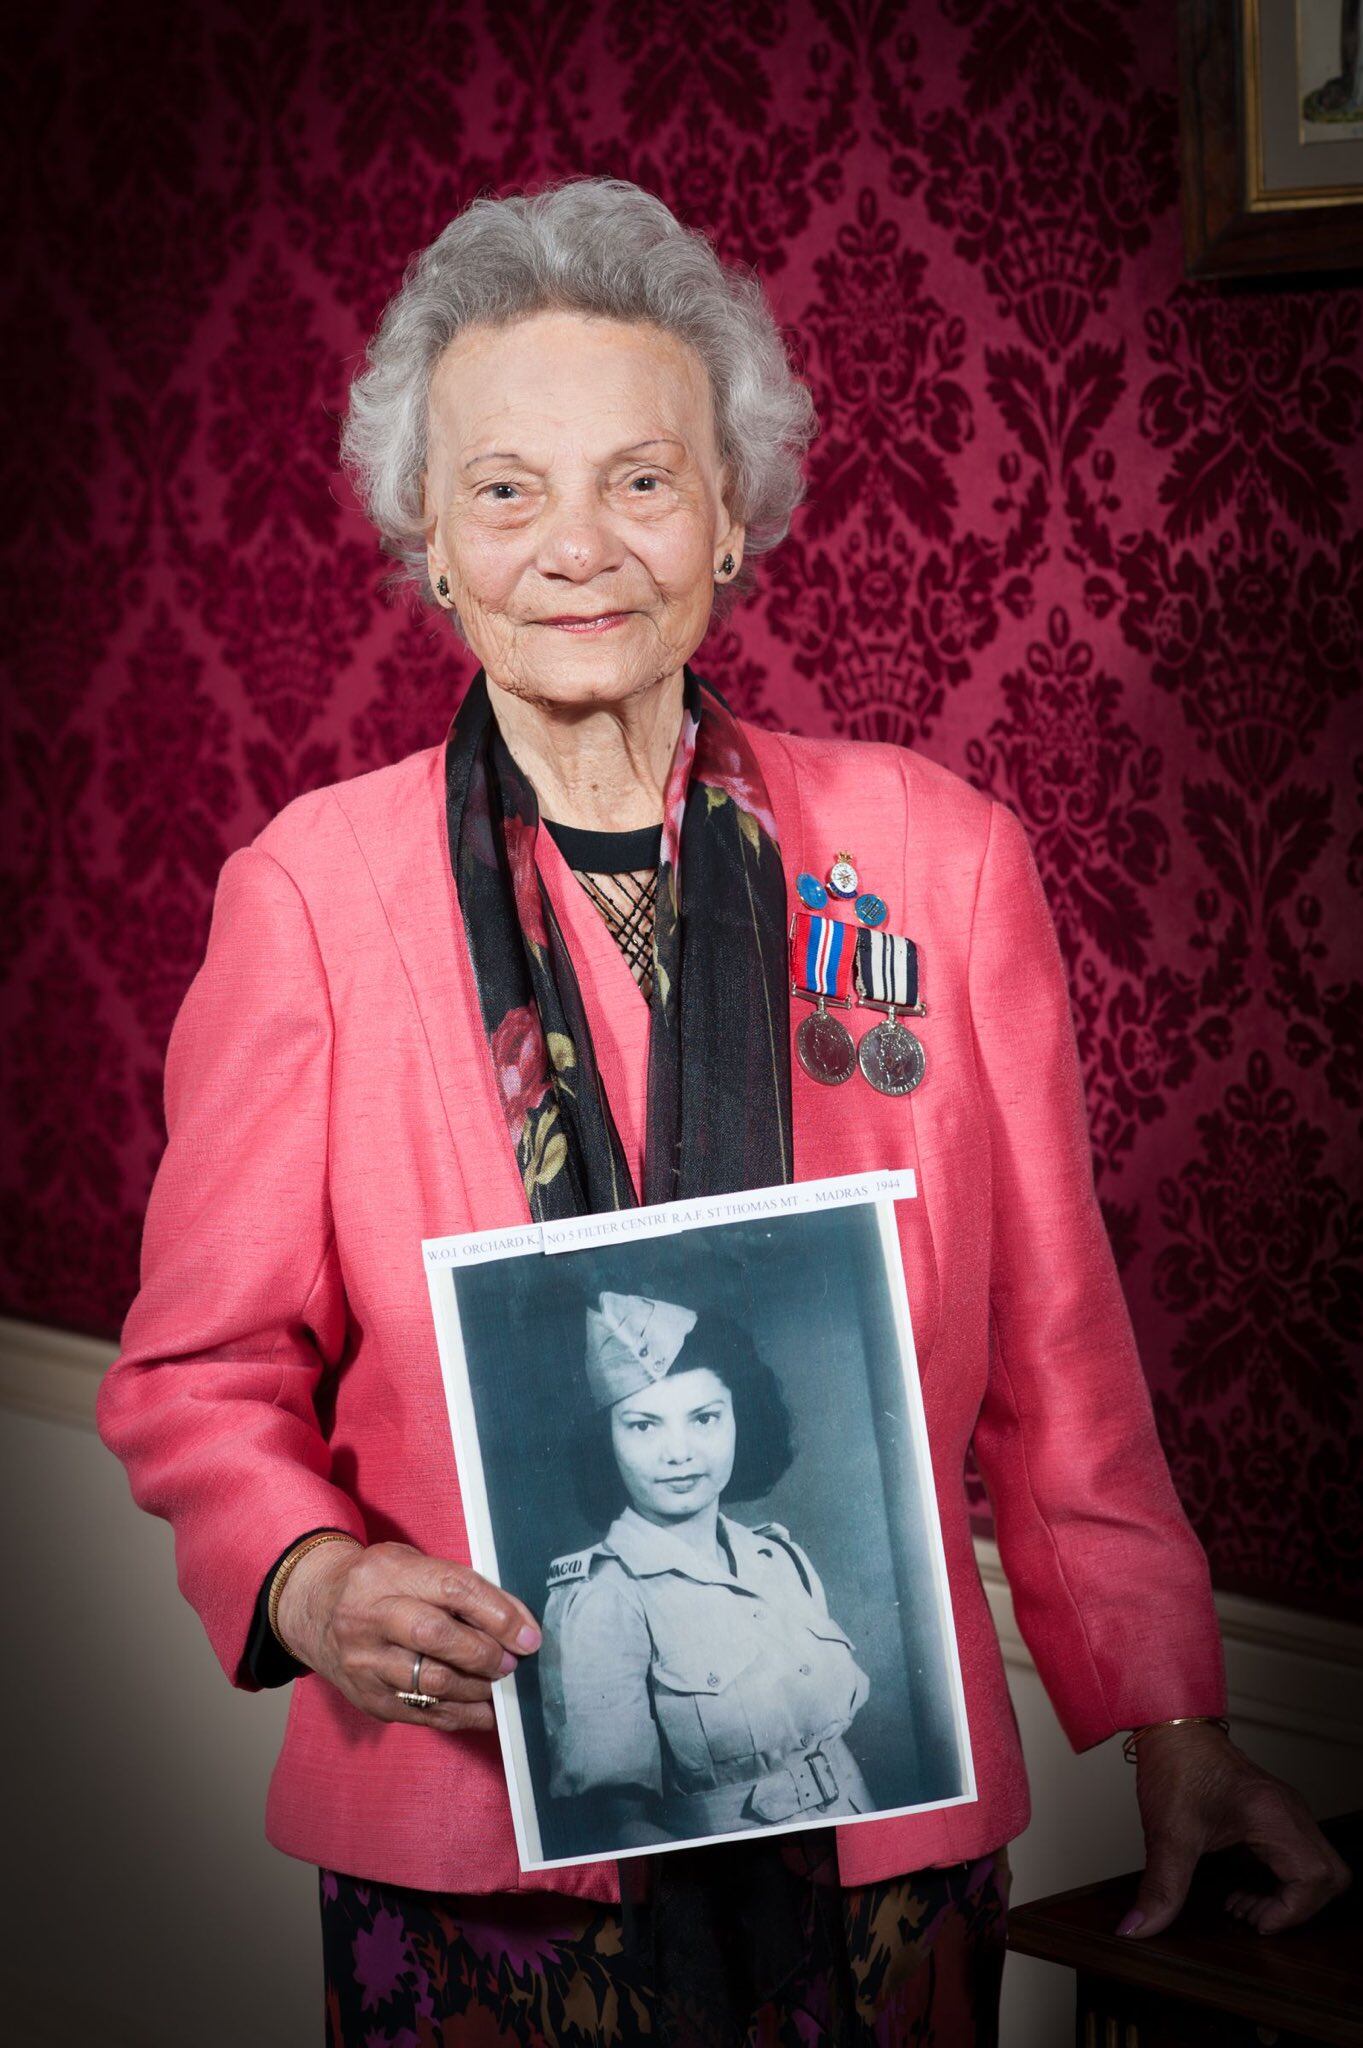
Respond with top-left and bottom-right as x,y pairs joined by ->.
854,928 -> 926,1096
854,928 -> 925,1015
855,937 -> 916,1015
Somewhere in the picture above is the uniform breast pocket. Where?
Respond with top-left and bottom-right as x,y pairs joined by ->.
799,1621 -> 871,1727
651,1641 -> 762,1779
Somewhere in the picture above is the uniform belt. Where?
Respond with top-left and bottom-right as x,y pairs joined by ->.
747,1744 -> 840,1824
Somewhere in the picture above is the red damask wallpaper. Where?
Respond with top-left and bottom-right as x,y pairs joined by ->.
4,1 -> 1360,1618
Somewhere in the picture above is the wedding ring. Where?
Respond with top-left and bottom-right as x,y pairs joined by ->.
396,1651 -> 440,1711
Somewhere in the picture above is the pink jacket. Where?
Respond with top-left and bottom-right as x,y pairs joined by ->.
97,722 -> 1226,1897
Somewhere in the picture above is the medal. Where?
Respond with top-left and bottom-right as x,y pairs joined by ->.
797,1006 -> 858,1085
790,910 -> 858,1086
858,1017 -> 926,1095
854,927 -> 927,1097
826,851 -> 859,899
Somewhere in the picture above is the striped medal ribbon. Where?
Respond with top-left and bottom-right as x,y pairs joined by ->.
789,910 -> 857,1086
854,928 -> 926,1097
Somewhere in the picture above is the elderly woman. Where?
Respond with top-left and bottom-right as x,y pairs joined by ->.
99,179 -> 1345,2046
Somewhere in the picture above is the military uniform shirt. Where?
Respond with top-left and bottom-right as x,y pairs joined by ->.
540,1507 -> 872,1832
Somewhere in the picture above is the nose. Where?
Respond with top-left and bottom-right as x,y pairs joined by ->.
659,1427 -> 693,1467
536,489 -> 622,584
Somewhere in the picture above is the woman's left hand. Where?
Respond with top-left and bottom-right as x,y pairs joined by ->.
1122,1721 -> 1351,1938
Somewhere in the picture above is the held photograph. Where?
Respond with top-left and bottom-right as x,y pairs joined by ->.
423,1175 -> 976,1871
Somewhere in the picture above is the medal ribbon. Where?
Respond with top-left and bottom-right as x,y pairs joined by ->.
855,927 -> 919,1010
790,911 -> 857,1002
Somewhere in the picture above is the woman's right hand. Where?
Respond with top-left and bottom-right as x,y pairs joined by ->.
275,1539 -> 542,1733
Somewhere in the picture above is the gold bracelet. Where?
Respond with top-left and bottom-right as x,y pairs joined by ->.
1122,1715 -> 1230,1764
267,1530 -> 362,1658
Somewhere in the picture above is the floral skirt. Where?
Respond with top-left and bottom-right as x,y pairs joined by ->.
320,1848 -> 1010,2047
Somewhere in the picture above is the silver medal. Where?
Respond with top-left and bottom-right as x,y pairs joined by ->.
858,1016 -> 926,1096
797,1005 -> 857,1085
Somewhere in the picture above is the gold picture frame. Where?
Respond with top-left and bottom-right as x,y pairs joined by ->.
1180,0 -> 1363,274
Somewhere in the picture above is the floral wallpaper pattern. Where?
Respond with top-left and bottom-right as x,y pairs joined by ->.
4,0 -> 1360,1616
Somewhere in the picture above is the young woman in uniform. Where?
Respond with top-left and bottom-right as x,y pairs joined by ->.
540,1290 -> 873,1848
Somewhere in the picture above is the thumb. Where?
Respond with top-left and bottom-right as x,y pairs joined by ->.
1122,1831 -> 1200,1938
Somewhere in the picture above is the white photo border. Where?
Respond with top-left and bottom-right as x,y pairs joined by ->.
422,1169 -> 977,1871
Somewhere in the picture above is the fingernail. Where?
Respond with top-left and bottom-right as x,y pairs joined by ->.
1116,1910 -> 1144,1937
498,1650 -> 517,1676
516,1624 -> 541,1652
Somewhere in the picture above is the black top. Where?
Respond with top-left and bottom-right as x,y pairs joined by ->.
245,821 -> 663,1686
543,818 -> 662,872
247,1528 -> 331,1684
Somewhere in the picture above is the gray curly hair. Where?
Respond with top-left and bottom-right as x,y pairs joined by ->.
340,177 -> 817,611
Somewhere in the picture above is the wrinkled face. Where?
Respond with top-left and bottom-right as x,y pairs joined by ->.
609,1366 -> 736,1523
422,310 -> 743,711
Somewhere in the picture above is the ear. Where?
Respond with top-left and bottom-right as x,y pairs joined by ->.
427,542 -> 451,602
715,504 -> 746,581
422,494 -> 452,605
708,447 -> 745,571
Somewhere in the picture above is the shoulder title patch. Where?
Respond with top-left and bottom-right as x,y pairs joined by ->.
547,1551 -> 590,1586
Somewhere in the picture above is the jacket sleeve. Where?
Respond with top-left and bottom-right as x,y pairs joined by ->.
96,843 -> 367,1690
967,800 -> 1227,1751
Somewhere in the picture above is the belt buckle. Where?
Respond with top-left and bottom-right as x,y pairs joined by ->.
805,1747 -> 836,1805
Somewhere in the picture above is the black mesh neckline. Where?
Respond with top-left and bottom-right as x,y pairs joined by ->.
543,819 -> 662,873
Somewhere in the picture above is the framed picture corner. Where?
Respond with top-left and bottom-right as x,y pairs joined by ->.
1178,0 -> 1363,279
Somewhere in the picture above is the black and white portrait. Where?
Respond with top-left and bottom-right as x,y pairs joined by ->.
424,1176 -> 975,1868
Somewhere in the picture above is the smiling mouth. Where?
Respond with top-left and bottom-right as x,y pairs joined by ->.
535,612 -> 633,633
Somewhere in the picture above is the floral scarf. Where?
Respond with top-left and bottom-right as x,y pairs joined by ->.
444,667 -> 792,1216
446,667 -> 808,2042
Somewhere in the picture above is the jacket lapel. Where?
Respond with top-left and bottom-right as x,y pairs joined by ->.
746,723 -> 943,1381
331,744 -> 531,1231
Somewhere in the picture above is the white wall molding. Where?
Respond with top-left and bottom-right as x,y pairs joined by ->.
0,1313 -> 112,1430
6,1311 -> 1360,1750
974,1536 -> 1363,1755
